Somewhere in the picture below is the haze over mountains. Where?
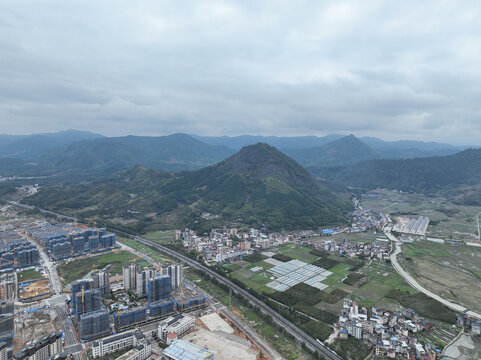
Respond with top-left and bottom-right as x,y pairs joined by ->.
2,129 -> 481,232
0,130 -> 471,177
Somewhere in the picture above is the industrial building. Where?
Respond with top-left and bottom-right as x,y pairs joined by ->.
14,331 -> 63,360
79,310 -> 111,341
156,314 -> 194,343
162,339 -> 214,360
92,329 -> 146,359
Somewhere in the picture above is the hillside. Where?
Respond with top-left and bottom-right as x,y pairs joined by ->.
0,130 -> 103,159
285,135 -> 381,167
312,148 -> 481,204
35,134 -> 235,173
192,134 -> 344,150
360,137 -> 464,158
25,144 -> 351,232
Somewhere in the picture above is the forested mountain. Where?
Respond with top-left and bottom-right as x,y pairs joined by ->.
360,137 -> 464,158
33,133 -> 235,173
311,148 -> 481,204
192,134 -> 344,150
285,135 -> 381,167
25,143 -> 351,232
0,130 -> 103,159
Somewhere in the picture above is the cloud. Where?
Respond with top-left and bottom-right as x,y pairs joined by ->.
0,0 -> 480,145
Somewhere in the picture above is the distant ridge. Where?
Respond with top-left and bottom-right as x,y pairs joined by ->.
313,148 -> 481,205
0,129 -> 103,159
285,134 -> 381,167
25,143 -> 351,231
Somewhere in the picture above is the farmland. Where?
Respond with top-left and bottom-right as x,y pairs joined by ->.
399,240 -> 481,314
361,189 -> 481,241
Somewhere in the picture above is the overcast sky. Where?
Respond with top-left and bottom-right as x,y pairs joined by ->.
1,1 -> 481,145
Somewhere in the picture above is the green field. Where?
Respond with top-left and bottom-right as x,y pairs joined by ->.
58,250 -> 151,286
17,269 -> 44,282
400,240 -> 481,313
143,230 -> 176,245
119,236 -> 172,264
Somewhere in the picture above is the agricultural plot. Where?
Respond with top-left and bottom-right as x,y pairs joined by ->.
266,259 -> 333,291
400,240 -> 481,314
362,189 -> 481,241
144,230 -> 176,245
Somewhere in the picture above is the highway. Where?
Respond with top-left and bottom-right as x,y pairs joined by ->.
122,232 -> 342,360
386,230 -> 481,320
6,200 -> 341,359
477,211 -> 481,240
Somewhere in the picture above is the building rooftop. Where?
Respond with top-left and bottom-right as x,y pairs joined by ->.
162,339 -> 214,360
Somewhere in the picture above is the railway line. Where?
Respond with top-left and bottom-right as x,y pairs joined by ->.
118,230 -> 342,360
6,200 -> 342,360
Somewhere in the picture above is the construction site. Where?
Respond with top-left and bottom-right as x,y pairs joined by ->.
69,260 -> 207,341
17,279 -> 52,302
13,307 -> 60,353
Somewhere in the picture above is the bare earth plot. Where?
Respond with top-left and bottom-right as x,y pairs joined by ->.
183,327 -> 257,360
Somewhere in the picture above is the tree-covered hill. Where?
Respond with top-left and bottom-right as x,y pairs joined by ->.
285,134 -> 381,167
311,148 -> 481,204
25,144 -> 352,231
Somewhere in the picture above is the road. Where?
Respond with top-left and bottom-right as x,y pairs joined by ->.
385,230 -> 481,320
124,233 -> 342,360
7,200 -> 341,360
57,304 -> 82,360
477,211 -> 481,240
185,279 -> 283,360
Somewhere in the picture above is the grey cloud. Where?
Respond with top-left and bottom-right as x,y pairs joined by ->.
0,1 -> 480,145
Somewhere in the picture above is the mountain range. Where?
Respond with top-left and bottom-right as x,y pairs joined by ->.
0,130 -> 472,177
24,143 -> 351,232
313,148 -> 481,205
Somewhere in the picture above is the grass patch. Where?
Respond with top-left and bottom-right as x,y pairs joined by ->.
58,251 -> 150,285
329,337 -> 371,360
270,283 -> 338,325
272,253 -> 293,262
143,230 -> 175,245
343,273 -> 364,286
17,269 -> 44,282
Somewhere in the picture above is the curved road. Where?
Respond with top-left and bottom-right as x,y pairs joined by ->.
385,231 -> 481,320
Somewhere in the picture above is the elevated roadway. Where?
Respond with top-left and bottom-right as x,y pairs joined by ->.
113,231 -> 343,360
5,200 -> 341,360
